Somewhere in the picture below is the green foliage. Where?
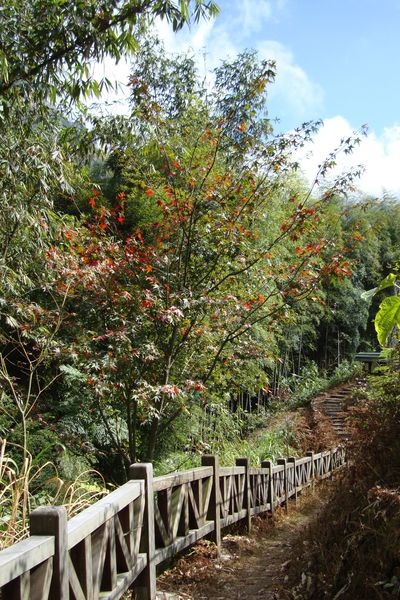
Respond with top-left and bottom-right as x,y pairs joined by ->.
153,408 -> 298,475
287,362 -> 327,407
0,0 -> 219,107
328,358 -> 363,387
361,272 -> 398,303
287,360 -> 361,408
0,0 -> 219,302
52,43 -> 364,468
1,0 -> 399,489
33,39 -> 375,473
375,295 -> 400,347
129,35 -> 198,122
362,271 -> 400,347
0,0 -> 220,500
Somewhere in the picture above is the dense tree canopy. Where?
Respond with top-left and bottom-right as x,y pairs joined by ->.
39,42 -> 375,468
0,7 -> 399,488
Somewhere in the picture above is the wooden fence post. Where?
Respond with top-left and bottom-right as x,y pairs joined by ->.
236,457 -> 251,533
129,464 -> 156,600
330,448 -> 334,477
29,506 -> 68,600
262,460 -> 275,516
288,457 -> 297,503
306,451 -> 315,490
201,455 -> 221,552
277,458 -> 288,513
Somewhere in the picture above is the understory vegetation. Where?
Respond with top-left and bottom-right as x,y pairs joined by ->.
153,358 -> 361,475
1,0 -> 400,558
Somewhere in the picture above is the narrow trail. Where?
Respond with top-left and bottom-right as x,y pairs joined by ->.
156,383 -> 359,600
157,486 -> 331,600
311,383 -> 356,440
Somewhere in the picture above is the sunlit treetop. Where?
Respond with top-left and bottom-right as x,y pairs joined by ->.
0,0 -> 219,106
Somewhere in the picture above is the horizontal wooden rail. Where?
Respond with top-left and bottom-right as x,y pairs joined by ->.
0,535 -> 54,596
152,465 -> 215,566
153,466 -> 213,491
0,446 -> 346,600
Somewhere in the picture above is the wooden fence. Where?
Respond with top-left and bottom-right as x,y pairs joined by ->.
0,447 -> 346,600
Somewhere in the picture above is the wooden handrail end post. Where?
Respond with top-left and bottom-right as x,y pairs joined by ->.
30,506 -> 68,600
129,463 -> 156,600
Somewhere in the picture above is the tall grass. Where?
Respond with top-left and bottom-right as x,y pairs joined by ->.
0,439 -> 108,549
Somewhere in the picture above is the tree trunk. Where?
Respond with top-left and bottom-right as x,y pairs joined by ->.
145,417 -> 159,462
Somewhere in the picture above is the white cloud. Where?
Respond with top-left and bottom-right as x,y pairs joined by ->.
155,15 -> 216,56
230,0 -> 273,34
221,0 -> 289,35
255,40 -> 324,120
296,116 -> 400,197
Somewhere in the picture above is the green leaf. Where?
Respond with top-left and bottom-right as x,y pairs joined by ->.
31,442 -> 66,466
361,272 -> 397,302
360,287 -> 377,302
374,296 -> 400,347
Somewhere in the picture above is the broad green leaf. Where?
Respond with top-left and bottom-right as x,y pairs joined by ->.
361,272 -> 397,302
374,296 -> 400,347
360,287 -> 377,302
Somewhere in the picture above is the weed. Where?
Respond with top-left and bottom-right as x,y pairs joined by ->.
0,438 -> 107,549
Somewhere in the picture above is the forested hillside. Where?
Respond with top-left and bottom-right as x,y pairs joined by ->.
1,0 -> 399,550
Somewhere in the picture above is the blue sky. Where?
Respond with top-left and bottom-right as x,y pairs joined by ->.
100,0 -> 400,196
232,0 -> 400,136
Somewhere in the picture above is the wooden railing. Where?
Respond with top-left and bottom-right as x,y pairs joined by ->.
0,447 -> 346,600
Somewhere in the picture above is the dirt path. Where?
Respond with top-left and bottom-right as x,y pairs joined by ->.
156,382 -> 361,600
157,483 -> 332,600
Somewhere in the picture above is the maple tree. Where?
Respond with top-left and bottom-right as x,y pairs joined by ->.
46,45 -> 365,471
